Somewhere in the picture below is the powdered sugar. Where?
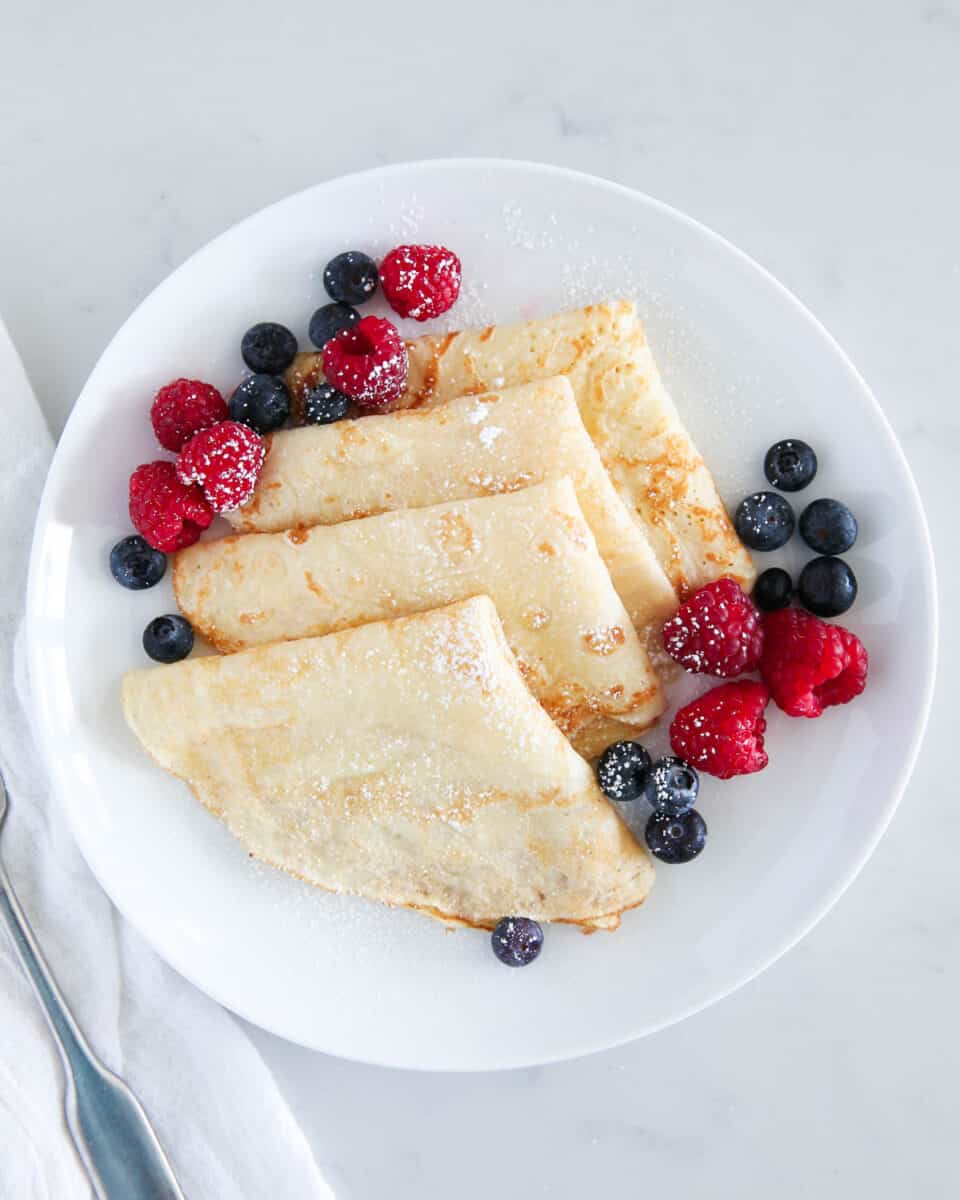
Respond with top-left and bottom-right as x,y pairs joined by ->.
478,425 -> 503,449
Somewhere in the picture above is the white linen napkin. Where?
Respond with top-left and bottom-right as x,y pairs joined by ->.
0,319 -> 333,1200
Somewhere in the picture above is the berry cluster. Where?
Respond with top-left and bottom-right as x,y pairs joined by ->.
110,241 -> 464,670
734,439 -> 860,618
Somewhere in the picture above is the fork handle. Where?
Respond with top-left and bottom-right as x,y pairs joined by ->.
0,864 -> 185,1199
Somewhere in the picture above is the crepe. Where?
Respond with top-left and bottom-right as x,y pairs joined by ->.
286,300 -> 755,596
225,377 -> 677,633
175,479 -> 665,756
121,596 -> 655,931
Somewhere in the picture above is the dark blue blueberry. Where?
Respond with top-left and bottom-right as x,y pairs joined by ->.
596,740 -> 651,803
323,251 -> 379,306
799,498 -> 858,555
241,322 -> 298,374
753,567 -> 793,612
642,756 -> 699,815
491,917 -> 544,967
308,301 -> 361,349
304,383 -> 351,425
734,492 -> 795,551
109,535 -> 166,590
229,373 -> 290,433
798,556 -> 858,617
143,614 -> 194,663
763,439 -> 818,492
645,809 -> 707,864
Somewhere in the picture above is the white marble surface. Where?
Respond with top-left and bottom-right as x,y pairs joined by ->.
1,0 -> 957,1195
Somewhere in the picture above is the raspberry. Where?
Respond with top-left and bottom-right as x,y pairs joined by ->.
151,379 -> 227,452
322,315 -> 408,410
176,421 -> 265,513
670,681 -> 771,780
760,608 -> 868,718
129,461 -> 213,553
662,578 -> 763,677
379,244 -> 462,322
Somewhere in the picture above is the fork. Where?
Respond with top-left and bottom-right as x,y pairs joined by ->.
0,770 -> 186,1198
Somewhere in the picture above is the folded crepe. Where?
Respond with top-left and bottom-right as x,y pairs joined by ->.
175,479 -> 665,756
286,300 -> 755,597
224,377 -> 677,633
121,596 -> 655,930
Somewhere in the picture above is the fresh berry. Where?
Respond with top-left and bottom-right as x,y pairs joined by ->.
670,681 -> 770,779
322,315 -> 408,410
596,741 -> 651,803
142,614 -> 194,663
229,374 -> 290,433
662,578 -> 763,677
176,421 -> 265,513
760,608 -> 868,718
323,251 -> 378,306
799,498 -> 858,555
798,556 -> 858,618
753,567 -> 793,612
645,810 -> 707,864
641,757 -> 700,814
109,535 -> 167,590
734,492 -> 795,551
491,917 -> 543,967
241,323 -> 297,374
150,379 -> 227,453
308,301 -> 360,349
379,244 -> 462,322
304,383 -> 351,425
129,462 -> 213,553
763,439 -> 818,492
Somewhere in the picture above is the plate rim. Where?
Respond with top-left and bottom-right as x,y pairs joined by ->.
25,158 -> 939,1070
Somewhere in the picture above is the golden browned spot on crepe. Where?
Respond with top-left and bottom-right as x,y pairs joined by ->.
521,607 -> 551,631
286,528 -> 309,546
582,625 -> 626,656
434,511 -> 477,558
537,541 -> 557,558
304,571 -> 327,601
552,508 -> 589,549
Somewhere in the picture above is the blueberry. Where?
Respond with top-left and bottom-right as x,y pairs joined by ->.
308,301 -> 361,349
241,322 -> 298,374
642,756 -> 699,815
734,492 -> 795,551
763,439 -> 818,492
753,567 -> 793,612
143,614 -> 194,663
798,498 -> 858,555
304,383 -> 351,425
229,373 -> 290,433
109,535 -> 166,590
597,741 -> 651,803
645,809 -> 707,864
798,556 -> 858,617
491,917 -> 543,967
323,252 -> 379,306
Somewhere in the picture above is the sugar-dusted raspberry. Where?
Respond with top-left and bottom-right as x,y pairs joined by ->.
129,461 -> 213,553
760,608 -> 868,718
322,315 -> 408,410
670,681 -> 771,780
176,421 -> 265,513
150,379 -> 227,452
662,578 -> 763,677
379,244 -> 462,322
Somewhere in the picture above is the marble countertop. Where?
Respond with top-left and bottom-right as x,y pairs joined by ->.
1,0 -> 956,1195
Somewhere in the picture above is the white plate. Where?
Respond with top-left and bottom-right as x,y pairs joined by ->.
26,160 -> 937,1071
